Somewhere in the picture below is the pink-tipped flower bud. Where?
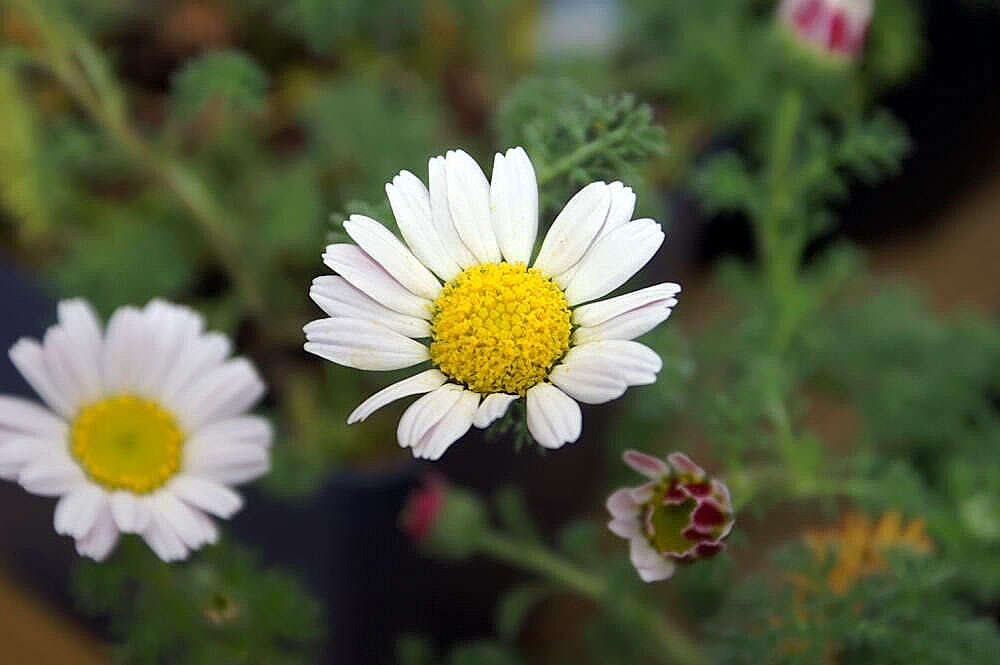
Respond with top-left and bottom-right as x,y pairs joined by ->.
400,475 -> 486,559
607,450 -> 735,582
400,475 -> 447,543
778,0 -> 873,61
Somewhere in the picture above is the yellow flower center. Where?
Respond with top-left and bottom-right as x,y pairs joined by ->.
70,396 -> 184,493
430,262 -> 572,395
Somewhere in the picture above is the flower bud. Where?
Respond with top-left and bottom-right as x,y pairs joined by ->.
400,475 -> 486,559
778,0 -> 873,61
607,451 -> 734,582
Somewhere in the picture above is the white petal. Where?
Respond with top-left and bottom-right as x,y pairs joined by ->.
167,358 -> 264,431
606,487 -> 641,519
533,182 -> 610,278
9,339 -> 74,418
608,518 -> 642,539
136,300 -> 204,396
549,341 -> 662,404
57,299 -> 103,359
54,484 -> 106,538
168,474 -> 243,518
156,331 -> 231,404
572,300 -> 676,345
429,156 -> 477,269
19,455 -> 85,496
555,181 -> 635,284
525,383 -> 582,449
573,283 -> 681,327
347,369 -> 448,424
304,318 -> 429,371
489,147 -> 538,264
100,305 -> 149,396
630,480 -> 656,504
473,393 -> 518,429
310,275 -> 430,338
75,503 -> 119,562
183,440 -> 270,485
54,299 -> 104,399
39,327 -> 96,412
0,395 -> 67,438
182,417 -> 272,484
344,214 -> 442,300
142,511 -> 189,562
0,435 -> 62,480
386,171 -> 462,281
623,450 -> 670,479
636,556 -> 676,583
445,149 -> 501,263
397,384 -> 463,450
153,491 -> 218,550
601,182 -> 637,238
412,389 -> 480,461
189,416 -> 273,449
323,244 -> 433,319
110,491 -> 152,533
629,536 -> 663,569
563,219 -> 664,306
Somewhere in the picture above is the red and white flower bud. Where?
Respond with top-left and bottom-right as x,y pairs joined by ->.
778,0 -> 873,61
400,475 -> 447,543
607,450 -> 734,582
399,475 -> 487,559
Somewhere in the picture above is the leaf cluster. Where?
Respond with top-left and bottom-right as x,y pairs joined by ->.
72,539 -> 323,665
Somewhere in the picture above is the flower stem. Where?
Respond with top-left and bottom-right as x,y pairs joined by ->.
536,125 -> 630,186
18,1 -> 266,317
477,530 -> 705,665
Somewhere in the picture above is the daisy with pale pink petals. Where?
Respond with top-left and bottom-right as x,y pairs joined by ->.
305,146 -> 678,460
0,299 -> 270,561
607,450 -> 734,582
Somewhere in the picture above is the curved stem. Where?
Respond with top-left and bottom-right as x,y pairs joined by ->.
19,2 -> 265,317
536,125 -> 630,186
478,530 -> 705,665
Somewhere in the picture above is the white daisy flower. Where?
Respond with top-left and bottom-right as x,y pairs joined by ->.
305,147 -> 679,460
0,299 -> 270,562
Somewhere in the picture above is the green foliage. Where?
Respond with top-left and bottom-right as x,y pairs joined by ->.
396,634 -> 527,665
300,73 -> 448,205
495,77 -> 667,217
73,539 -> 323,665
495,583 -> 554,643
169,51 -> 269,126
0,64 -> 49,241
49,197 -> 201,316
713,544 -> 1000,665
260,0 -> 425,55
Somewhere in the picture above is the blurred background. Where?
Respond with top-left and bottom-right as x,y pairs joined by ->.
1,0 -> 999,664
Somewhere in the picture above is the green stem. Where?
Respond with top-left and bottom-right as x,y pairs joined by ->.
760,90 -> 805,355
21,2 -> 266,317
732,464 -> 883,511
478,530 -> 705,665
536,125 -> 630,186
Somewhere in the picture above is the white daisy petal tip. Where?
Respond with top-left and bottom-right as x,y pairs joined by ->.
526,383 -> 582,450
347,370 -> 448,424
472,393 -> 518,429
533,181 -> 612,278
1,298 -> 268,562
398,385 -> 478,460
